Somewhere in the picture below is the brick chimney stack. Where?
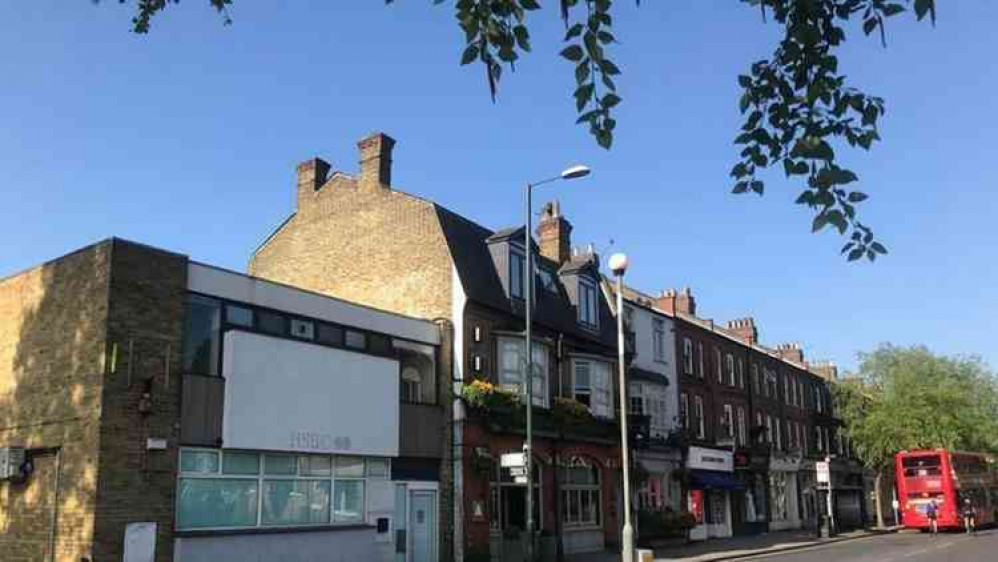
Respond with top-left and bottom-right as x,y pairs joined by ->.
357,132 -> 395,190
776,342 -> 805,364
537,200 -> 573,265
296,157 -> 331,210
655,287 -> 696,316
810,360 -> 838,381
725,317 -> 758,345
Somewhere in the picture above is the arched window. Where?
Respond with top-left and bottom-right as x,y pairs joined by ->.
401,366 -> 422,403
561,457 -> 602,527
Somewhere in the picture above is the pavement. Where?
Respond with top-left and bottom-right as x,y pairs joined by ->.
565,526 -> 970,562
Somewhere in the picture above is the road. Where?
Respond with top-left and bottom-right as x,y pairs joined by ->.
742,529 -> 998,562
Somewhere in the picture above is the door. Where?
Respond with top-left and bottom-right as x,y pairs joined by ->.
410,490 -> 437,562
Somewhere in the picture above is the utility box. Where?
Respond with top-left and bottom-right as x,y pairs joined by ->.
0,447 -> 26,480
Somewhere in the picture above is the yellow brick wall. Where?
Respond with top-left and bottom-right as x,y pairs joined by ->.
0,242 -> 111,562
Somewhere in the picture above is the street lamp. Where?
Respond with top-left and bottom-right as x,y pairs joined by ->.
609,253 -> 635,562
523,164 -> 590,562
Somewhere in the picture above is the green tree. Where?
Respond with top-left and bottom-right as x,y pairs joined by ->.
97,1 -> 941,259
833,344 -> 998,527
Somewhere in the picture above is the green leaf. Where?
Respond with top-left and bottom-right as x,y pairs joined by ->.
519,0 -> 541,10
513,25 -> 531,51
870,242 -> 888,255
560,45 -> 584,62
564,23 -> 583,40
599,59 -> 621,76
574,83 -> 595,111
812,213 -> 830,233
848,191 -> 869,203
575,61 -> 591,84
602,93 -> 622,108
848,248 -> 864,261
460,44 -> 480,65
863,17 -> 878,36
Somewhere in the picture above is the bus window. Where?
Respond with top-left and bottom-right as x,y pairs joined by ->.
903,455 -> 942,477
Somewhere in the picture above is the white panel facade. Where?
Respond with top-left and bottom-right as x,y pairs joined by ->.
188,262 -> 439,345
222,331 -> 400,456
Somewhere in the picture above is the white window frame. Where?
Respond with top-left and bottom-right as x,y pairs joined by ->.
498,336 -> 549,407
682,338 -> 693,375
652,318 -> 667,363
561,458 -> 602,529
572,357 -> 613,419
509,245 -> 526,300
737,407 -> 747,446
578,278 -> 600,329
714,347 -> 723,383
697,342 -> 705,379
726,354 -> 736,386
680,393 -> 690,430
722,404 -> 734,439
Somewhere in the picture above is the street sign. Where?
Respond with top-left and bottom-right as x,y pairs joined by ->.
501,452 -> 525,468
816,461 -> 830,484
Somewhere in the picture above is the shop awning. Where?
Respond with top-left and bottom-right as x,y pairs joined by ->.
689,470 -> 744,491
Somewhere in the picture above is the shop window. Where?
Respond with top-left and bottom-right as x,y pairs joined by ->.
177,449 -> 381,531
561,459 -> 602,527
740,473 -> 768,523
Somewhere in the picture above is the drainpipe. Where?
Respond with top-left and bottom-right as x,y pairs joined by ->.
39,447 -> 63,562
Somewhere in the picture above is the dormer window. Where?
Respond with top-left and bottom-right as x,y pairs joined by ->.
510,245 -> 526,299
578,277 -> 599,329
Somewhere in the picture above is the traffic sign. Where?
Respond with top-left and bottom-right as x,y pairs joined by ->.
501,452 -> 525,468
816,461 -> 830,484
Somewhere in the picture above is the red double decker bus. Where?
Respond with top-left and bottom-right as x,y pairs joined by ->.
895,449 -> 998,530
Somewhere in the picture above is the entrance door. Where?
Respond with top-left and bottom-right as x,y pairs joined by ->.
410,490 -> 437,562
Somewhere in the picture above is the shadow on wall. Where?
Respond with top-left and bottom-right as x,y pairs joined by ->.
0,242 -> 111,562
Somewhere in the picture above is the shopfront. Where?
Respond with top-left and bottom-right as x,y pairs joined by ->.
685,447 -> 738,541
768,454 -> 802,531
731,451 -> 769,536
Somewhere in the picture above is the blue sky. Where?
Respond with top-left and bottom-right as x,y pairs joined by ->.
1,1 -> 995,371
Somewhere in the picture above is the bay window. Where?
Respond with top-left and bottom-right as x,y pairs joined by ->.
177,449 -> 385,530
561,459 -> 602,527
573,358 -> 613,418
498,336 -> 549,407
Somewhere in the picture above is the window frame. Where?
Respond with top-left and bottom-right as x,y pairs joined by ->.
572,357 -> 614,419
652,318 -> 667,363
498,336 -> 550,408
510,244 -> 526,300
561,459 -> 603,529
682,338 -> 694,375
577,277 -> 600,329
694,395 -> 705,439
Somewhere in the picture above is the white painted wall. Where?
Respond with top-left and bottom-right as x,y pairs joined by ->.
626,303 -> 678,434
188,262 -> 440,345
175,528 -> 378,562
222,331 -> 399,456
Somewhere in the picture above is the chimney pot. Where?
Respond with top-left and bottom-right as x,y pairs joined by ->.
357,132 -> 395,190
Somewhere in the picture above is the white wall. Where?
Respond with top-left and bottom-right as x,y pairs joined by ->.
175,528 -> 378,562
188,262 -> 439,345
222,331 -> 399,456
627,303 -> 678,434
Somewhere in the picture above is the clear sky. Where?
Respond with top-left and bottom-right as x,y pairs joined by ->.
1,1 -> 995,371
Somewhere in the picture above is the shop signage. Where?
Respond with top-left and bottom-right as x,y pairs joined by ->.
501,452 -> 525,468
816,461 -> 830,484
686,446 -> 734,472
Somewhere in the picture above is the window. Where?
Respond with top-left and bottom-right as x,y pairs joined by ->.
395,340 -> 436,405
226,305 -> 254,328
290,318 -> 315,340
787,420 -> 794,450
573,358 -> 613,418
177,449 -> 381,530
538,267 -> 558,293
578,278 -> 599,328
345,330 -> 367,350
774,419 -> 782,450
738,359 -> 745,389
498,337 -> 549,407
737,407 -> 747,446
815,386 -> 823,413
726,354 -> 735,386
694,396 -> 705,439
714,348 -> 723,383
697,343 -> 705,378
316,323 -> 343,346
561,459 -> 602,527
766,415 -> 774,445
680,393 -> 689,430
258,310 -> 286,336
783,374 -> 789,405
751,364 -> 760,395
682,338 -> 693,375
798,380 -> 806,409
510,245 -> 525,299
816,426 -> 825,452
402,366 -> 422,403
653,318 -> 667,362
722,404 -> 734,439
755,412 -> 764,443
183,295 -> 221,376
628,383 -> 644,415
790,377 -> 797,407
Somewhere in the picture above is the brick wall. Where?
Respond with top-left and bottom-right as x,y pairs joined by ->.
0,241 -> 112,562
91,240 -> 188,562
249,170 -> 454,322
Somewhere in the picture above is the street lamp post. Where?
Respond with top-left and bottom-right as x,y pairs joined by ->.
609,253 -> 634,562
523,165 -> 590,562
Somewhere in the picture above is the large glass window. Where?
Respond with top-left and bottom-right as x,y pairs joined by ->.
682,338 -> 693,374
578,278 -> 599,328
182,295 -> 222,376
631,382 -> 669,438
498,337 -> 549,407
561,459 -> 601,527
694,395 -> 705,439
572,358 -> 613,418
177,449 -> 381,530
680,393 -> 689,430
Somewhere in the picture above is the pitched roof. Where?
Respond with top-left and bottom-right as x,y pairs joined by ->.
434,205 -> 615,350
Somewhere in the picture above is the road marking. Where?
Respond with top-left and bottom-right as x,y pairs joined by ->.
902,548 -> 931,557
934,541 -> 954,550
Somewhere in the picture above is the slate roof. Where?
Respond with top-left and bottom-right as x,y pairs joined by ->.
434,205 -> 616,351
